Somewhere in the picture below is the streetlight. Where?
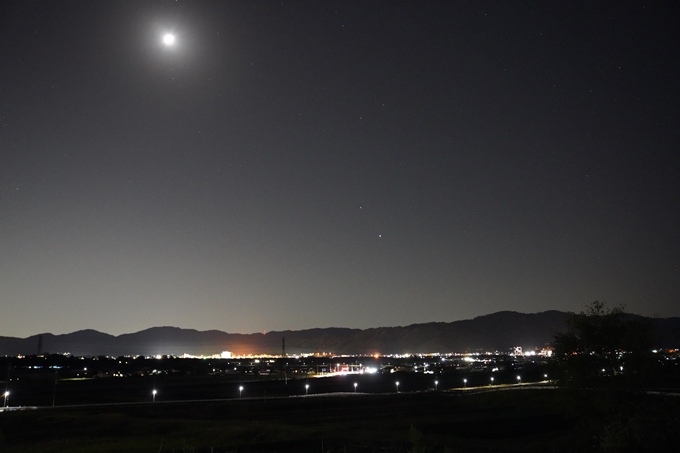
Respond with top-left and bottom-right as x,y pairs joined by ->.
395,381 -> 399,393
239,386 -> 244,398
305,384 -> 309,395
463,378 -> 467,388
434,380 -> 438,391
354,382 -> 358,393
490,377 -> 494,386
152,389 -> 157,402
544,374 -> 548,381
163,33 -> 176,46
517,376 -> 521,384
3,391 -> 8,408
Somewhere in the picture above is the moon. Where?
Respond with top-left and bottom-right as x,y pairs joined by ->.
162,33 -> 176,46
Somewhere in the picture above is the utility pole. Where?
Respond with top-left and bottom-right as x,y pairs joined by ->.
52,371 -> 58,406
4,362 -> 9,396
282,336 -> 288,384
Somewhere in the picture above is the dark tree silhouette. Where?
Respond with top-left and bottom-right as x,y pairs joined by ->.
552,301 -> 657,390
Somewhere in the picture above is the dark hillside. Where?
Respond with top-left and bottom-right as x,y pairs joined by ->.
1,311 -> 678,356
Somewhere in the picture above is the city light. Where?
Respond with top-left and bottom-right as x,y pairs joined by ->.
0,350 -> 566,405
162,33 -> 176,46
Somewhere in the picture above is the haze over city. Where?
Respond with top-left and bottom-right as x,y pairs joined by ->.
1,1 -> 678,338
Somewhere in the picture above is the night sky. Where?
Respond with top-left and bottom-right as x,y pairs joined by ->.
1,1 -> 678,338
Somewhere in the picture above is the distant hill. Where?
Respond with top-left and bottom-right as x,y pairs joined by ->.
1,311 -> 679,356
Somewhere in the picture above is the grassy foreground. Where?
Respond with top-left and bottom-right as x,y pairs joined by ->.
0,389 -> 678,452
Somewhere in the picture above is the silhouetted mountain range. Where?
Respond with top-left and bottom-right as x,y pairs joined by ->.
1,311 -> 679,356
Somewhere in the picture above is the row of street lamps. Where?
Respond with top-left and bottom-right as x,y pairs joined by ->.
148,375 -> 545,402
4,372 -> 550,408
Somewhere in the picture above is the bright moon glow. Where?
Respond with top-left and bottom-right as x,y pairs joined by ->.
163,34 -> 176,46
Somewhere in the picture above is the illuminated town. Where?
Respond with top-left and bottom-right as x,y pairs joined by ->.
2,346 -> 678,409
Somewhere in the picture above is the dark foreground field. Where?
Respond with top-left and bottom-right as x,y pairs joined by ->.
1,387 -> 679,453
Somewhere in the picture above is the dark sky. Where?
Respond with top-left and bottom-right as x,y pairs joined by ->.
1,1 -> 678,338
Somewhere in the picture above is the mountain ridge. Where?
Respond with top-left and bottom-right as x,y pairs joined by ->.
1,311 -> 678,356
